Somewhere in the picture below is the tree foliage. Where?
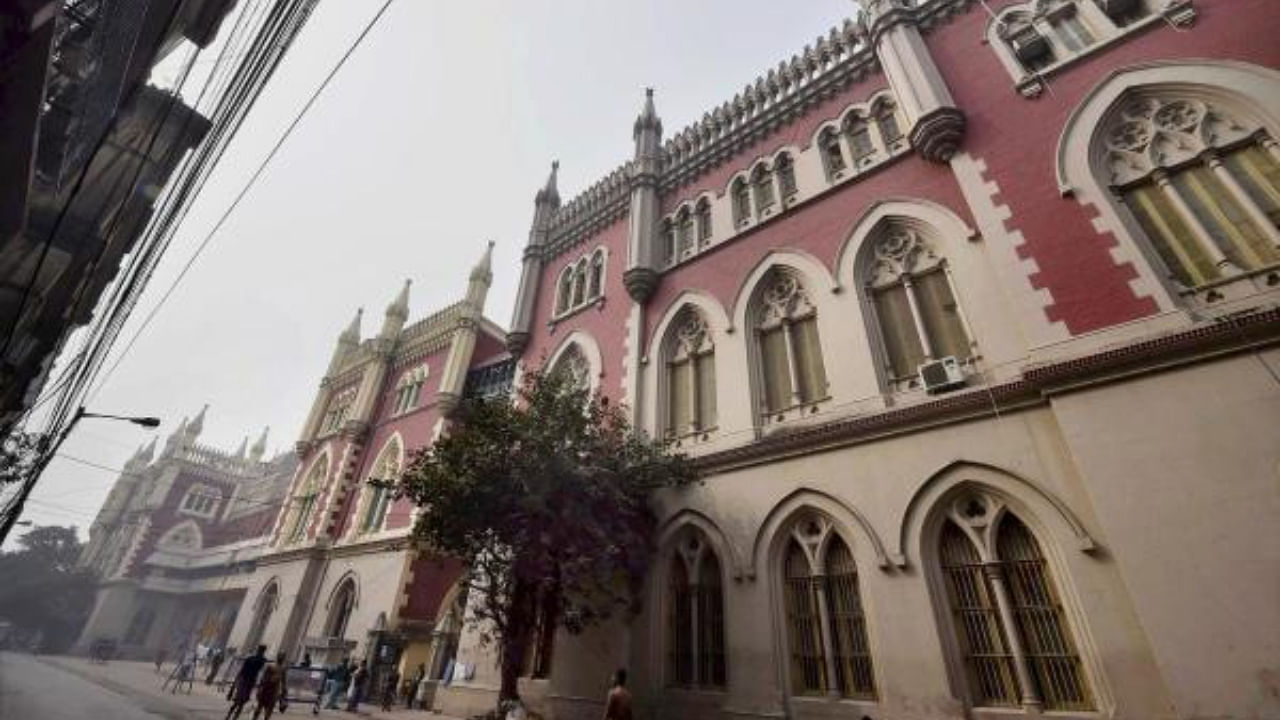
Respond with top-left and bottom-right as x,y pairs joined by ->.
0,525 -> 97,652
0,431 -> 44,486
400,368 -> 697,706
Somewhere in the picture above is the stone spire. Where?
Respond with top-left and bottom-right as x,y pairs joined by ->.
186,404 -> 208,439
139,436 -> 156,463
508,163 -> 561,355
466,241 -> 495,309
380,280 -> 411,339
250,426 -> 269,462
327,308 -> 363,376
624,87 -> 664,303
235,436 -> 248,458
535,160 -> 560,210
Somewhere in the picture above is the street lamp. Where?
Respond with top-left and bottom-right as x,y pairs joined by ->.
0,406 -> 162,543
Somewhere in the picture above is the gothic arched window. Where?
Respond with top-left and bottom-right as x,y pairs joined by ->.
663,308 -> 716,439
753,269 -> 827,419
550,343 -> 592,394
752,164 -> 776,215
873,98 -> 903,148
588,250 -> 605,299
664,218 -> 677,264
732,177 -> 752,227
936,493 -> 1091,711
327,578 -> 357,639
667,528 -> 726,688
359,437 -> 402,534
820,127 -> 848,179
844,113 -> 875,164
781,515 -> 875,699
864,225 -> 972,388
284,457 -> 326,545
393,365 -> 427,415
776,153 -> 798,201
1099,93 -> 1280,290
571,259 -> 587,307
556,267 -> 573,315
695,198 -> 712,246
676,207 -> 695,260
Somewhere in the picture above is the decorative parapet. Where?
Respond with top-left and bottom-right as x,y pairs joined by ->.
544,163 -> 633,257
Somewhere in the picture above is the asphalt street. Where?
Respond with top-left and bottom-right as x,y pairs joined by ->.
0,651 -> 174,720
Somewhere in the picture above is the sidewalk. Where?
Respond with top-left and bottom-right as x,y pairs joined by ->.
38,655 -> 464,720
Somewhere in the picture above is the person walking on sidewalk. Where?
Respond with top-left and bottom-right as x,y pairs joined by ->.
379,666 -> 400,711
345,661 -> 368,711
323,658 -> 351,709
250,651 -> 286,720
225,645 -> 267,720
602,668 -> 633,720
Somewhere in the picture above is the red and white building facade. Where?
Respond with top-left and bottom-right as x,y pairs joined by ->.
435,1 -> 1280,719
223,244 -> 512,691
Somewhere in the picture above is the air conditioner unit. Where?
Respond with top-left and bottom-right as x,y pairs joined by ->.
918,356 -> 967,394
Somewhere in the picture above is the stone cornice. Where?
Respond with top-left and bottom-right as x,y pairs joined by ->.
696,308 -> 1280,474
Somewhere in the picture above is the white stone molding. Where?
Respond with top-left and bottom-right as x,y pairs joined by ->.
893,460 -> 1098,569
750,487 -> 893,579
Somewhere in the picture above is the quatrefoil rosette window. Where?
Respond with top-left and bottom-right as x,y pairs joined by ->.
1102,97 -> 1253,186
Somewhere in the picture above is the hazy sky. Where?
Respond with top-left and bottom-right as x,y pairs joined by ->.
15,0 -> 859,544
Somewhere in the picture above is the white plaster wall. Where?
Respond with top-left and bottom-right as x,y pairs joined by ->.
1049,350 -> 1280,720
226,556 -> 315,656
305,548 -> 410,657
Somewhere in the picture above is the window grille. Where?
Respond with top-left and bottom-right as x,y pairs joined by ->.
940,521 -> 1021,706
825,538 -> 875,698
696,552 -> 727,687
668,556 -> 694,685
997,517 -> 1091,711
784,541 -> 827,694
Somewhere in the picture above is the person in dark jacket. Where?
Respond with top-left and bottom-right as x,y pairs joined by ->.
225,645 -> 267,720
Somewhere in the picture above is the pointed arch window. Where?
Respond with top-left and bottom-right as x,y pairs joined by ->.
752,164 -> 776,215
663,309 -> 715,439
180,484 -> 220,518
556,267 -> 573,315
667,528 -> 726,688
393,365 -> 427,415
865,225 -> 973,388
664,218 -> 677,264
753,269 -> 827,419
550,343 -> 591,394
732,177 -> 752,227
781,515 -> 875,698
322,389 -> 355,434
588,250 -> 605,299
820,127 -> 848,179
284,459 -> 325,545
936,492 -> 1091,711
326,579 -> 357,640
776,153 -> 798,201
874,99 -> 903,147
360,438 -> 402,534
1099,94 -> 1280,291
571,260 -> 587,307
695,198 -> 712,246
845,113 -> 875,163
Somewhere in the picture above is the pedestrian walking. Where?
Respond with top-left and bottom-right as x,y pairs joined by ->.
225,645 -> 268,720
250,651 -> 286,720
206,647 -> 226,685
380,666 -> 400,711
345,661 -> 368,711
323,658 -> 351,709
407,663 -> 425,708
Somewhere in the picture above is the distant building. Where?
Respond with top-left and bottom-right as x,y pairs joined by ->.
75,408 -> 295,660
434,1 -> 1278,719
0,0 -> 241,434
221,243 -> 513,699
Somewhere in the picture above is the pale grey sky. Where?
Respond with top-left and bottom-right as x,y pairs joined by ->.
16,1 -> 858,543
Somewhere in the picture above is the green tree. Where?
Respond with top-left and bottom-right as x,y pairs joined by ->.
400,368 -> 697,711
0,525 -> 97,652
0,431 -> 44,485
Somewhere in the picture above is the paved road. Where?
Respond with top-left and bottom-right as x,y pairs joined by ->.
0,651 -> 174,720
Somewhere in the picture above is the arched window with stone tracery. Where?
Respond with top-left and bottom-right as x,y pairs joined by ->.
863,223 -> 973,389
666,527 -> 726,689
935,491 -> 1091,711
550,343 -> 591,394
283,457 -> 326,545
732,177 -> 752,228
359,436 -> 402,534
781,514 -> 875,699
326,578 -> 357,640
662,308 -> 716,439
695,198 -> 712,246
752,164 -> 776,216
753,269 -> 827,420
1098,92 -> 1280,292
